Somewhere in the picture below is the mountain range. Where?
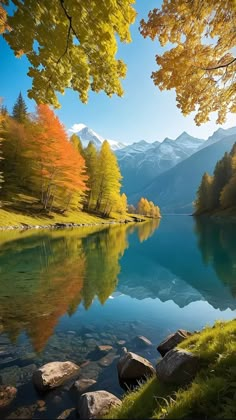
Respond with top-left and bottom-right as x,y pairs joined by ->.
68,122 -> 236,214
68,123 -> 126,151
132,131 -> 236,214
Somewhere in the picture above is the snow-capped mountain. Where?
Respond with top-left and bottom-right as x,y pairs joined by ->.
198,126 -> 236,150
68,123 -> 126,151
116,133 -> 205,197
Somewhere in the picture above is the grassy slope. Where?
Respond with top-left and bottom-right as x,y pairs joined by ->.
105,319 -> 236,419
0,208 -> 145,228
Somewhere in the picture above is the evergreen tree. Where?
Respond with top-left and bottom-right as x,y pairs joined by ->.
194,172 -> 213,214
70,134 -> 84,156
0,114 -> 5,197
12,92 -> 27,123
83,141 -> 98,210
210,152 -> 232,209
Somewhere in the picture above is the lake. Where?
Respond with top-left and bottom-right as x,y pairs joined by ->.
0,216 -> 236,418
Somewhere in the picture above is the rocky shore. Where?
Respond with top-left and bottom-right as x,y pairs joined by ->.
0,327 -> 201,419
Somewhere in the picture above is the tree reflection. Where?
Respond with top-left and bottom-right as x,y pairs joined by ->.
0,221 -> 159,351
194,217 -> 236,297
136,218 -> 161,242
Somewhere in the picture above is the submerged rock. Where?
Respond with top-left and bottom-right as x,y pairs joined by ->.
57,408 -> 76,419
33,361 -> 80,391
157,329 -> 192,357
74,379 -> 97,394
117,351 -> 155,390
156,348 -> 200,385
78,390 -> 121,419
0,385 -> 17,408
134,336 -> 152,348
96,345 -> 113,354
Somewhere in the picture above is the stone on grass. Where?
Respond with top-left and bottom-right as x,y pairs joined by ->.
156,348 -> 200,385
157,329 -> 192,357
117,351 -> 155,390
0,385 -> 17,408
32,361 -> 80,391
78,390 -> 121,419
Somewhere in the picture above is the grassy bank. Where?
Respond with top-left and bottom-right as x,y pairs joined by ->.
105,319 -> 236,419
0,207 -> 148,229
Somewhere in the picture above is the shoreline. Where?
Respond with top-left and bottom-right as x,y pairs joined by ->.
0,214 -> 148,232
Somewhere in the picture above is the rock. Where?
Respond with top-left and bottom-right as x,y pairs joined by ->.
156,348 -> 200,385
157,329 -> 192,357
57,408 -> 76,419
32,361 -> 80,391
74,379 -> 97,394
0,385 -> 17,408
117,340 -> 126,346
98,352 -> 119,367
96,345 -> 113,354
78,390 -> 121,419
134,336 -> 152,348
117,351 -> 155,390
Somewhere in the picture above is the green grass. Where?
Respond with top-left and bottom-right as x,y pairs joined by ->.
0,202 -> 146,228
105,320 -> 236,419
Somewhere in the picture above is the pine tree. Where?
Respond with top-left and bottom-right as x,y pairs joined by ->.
210,152 -> 232,209
70,134 -> 84,156
0,114 -> 5,198
83,141 -> 98,210
12,92 -> 28,123
194,172 -> 213,214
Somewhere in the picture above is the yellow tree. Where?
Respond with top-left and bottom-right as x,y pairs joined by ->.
2,0 -> 136,107
83,141 -> 98,210
94,141 -> 122,216
140,1 -> 236,125
70,134 -> 84,156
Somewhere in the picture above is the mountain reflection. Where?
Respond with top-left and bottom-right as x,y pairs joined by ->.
117,216 -> 236,311
0,221 -> 159,351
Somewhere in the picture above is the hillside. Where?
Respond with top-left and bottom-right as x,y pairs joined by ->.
106,319 -> 236,419
133,134 -> 236,214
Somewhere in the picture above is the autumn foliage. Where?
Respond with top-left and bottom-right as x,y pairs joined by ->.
140,0 -> 236,125
195,143 -> 236,214
0,94 -> 130,217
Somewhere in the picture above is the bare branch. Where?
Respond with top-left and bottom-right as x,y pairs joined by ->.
201,57 -> 236,71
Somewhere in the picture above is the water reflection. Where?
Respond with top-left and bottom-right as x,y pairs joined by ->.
118,216 -> 236,311
194,217 -> 236,297
0,222 -> 157,351
0,216 -> 236,354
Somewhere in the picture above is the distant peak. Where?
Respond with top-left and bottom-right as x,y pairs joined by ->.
68,123 -> 87,133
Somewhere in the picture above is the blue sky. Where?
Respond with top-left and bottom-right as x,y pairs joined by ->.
0,0 -> 235,144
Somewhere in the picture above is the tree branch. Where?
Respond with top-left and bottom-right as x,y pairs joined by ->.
201,57 -> 236,71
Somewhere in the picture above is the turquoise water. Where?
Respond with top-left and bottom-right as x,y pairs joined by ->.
0,216 -> 235,418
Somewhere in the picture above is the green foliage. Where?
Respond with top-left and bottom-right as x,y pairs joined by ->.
106,319 -> 236,419
195,142 -> 236,214
12,92 -> 28,123
3,0 -> 136,107
194,172 -> 213,214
